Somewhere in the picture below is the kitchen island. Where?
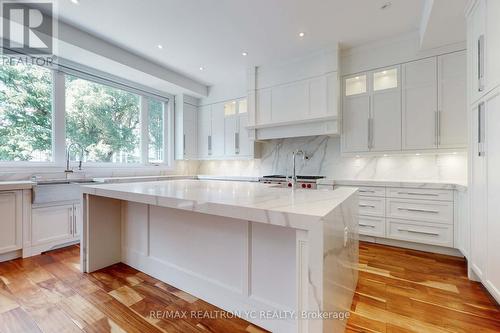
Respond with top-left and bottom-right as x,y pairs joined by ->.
81,179 -> 358,333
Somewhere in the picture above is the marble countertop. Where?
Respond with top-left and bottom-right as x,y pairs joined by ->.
0,181 -> 34,191
92,175 -> 196,183
196,175 -> 260,182
82,179 -> 357,228
317,178 -> 467,191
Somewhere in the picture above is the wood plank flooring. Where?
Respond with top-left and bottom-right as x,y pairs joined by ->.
347,242 -> 500,333
0,245 -> 267,333
0,242 -> 499,333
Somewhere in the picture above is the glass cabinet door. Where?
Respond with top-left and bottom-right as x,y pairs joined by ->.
345,74 -> 367,96
373,68 -> 398,91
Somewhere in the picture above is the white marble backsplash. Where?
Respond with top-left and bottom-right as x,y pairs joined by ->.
198,136 -> 467,184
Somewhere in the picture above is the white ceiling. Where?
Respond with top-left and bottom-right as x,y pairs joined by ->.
55,0 -> 463,88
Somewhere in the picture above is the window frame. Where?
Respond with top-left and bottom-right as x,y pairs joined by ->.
0,59 -> 175,169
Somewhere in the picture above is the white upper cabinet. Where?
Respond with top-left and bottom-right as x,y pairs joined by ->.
342,79 -> 370,152
197,105 -> 211,158
402,57 -> 438,150
248,48 -> 339,140
371,67 -> 401,151
183,103 -> 198,159
175,101 -> 197,160
0,191 -> 22,254
468,0 -> 500,103
344,51 -> 466,155
196,98 -> 255,160
342,66 -> 401,153
438,51 -> 467,148
224,101 -> 238,156
211,102 -> 226,158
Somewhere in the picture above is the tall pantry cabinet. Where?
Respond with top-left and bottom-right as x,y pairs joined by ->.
467,0 -> 500,303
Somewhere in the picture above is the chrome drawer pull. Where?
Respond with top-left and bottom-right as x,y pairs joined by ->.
359,190 -> 375,193
359,224 -> 375,228
359,204 -> 376,208
398,228 -> 439,236
398,207 -> 439,214
397,192 -> 439,197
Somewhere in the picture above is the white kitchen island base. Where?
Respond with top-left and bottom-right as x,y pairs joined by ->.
81,180 -> 358,333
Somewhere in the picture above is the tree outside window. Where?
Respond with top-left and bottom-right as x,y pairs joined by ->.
0,62 -> 52,161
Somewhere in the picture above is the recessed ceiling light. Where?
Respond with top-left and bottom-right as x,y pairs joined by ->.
355,76 -> 360,80
380,2 -> 392,10
415,153 -> 421,156
242,52 -> 248,56
70,0 -> 79,4
298,32 -> 305,38
383,154 -> 388,157
199,67 -> 204,71
157,44 -> 163,49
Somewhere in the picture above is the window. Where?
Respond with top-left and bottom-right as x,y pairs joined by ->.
65,75 -> 141,164
0,56 -> 172,167
148,98 -> 164,163
0,61 -> 53,161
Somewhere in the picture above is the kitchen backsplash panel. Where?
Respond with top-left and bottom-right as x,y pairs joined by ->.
198,136 -> 467,183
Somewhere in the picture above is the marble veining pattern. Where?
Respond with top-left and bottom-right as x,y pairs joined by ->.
198,136 -> 467,184
82,179 -> 357,230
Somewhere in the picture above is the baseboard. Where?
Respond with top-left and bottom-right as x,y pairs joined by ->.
0,249 -> 22,263
359,235 -> 463,257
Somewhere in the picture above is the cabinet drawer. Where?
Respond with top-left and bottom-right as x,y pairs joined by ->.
359,197 -> 385,217
387,219 -> 453,247
386,198 -> 453,224
344,186 -> 386,197
359,216 -> 385,237
387,187 -> 453,201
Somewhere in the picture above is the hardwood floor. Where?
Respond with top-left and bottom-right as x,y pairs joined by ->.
347,242 -> 500,333
0,242 -> 499,333
0,245 -> 268,333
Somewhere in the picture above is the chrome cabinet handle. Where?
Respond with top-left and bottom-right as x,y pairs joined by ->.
437,110 -> 441,146
69,207 -> 73,234
398,228 -> 439,236
359,224 -> 376,228
235,132 -> 240,154
397,192 -> 438,197
74,210 -> 77,235
359,204 -> 376,208
478,35 -> 485,92
478,102 -> 485,157
208,135 -> 212,155
398,207 -> 439,214
368,118 -> 374,150
359,190 -> 375,193
183,134 -> 186,155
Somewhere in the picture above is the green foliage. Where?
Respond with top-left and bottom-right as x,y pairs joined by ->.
0,63 -> 52,161
65,76 -> 141,163
0,64 -> 163,164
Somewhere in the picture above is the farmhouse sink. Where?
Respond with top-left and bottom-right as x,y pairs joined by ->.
32,179 -> 99,204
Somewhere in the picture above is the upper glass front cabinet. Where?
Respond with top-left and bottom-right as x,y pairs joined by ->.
373,68 -> 398,91
345,75 -> 367,96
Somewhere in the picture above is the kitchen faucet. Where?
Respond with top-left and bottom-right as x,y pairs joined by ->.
291,150 -> 307,186
65,143 -> 85,173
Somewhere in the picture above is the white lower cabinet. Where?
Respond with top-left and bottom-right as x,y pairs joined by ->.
469,87 -> 500,302
386,219 -> 454,247
342,185 -> 456,249
31,202 -> 81,254
0,191 -> 23,255
359,216 -> 385,237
